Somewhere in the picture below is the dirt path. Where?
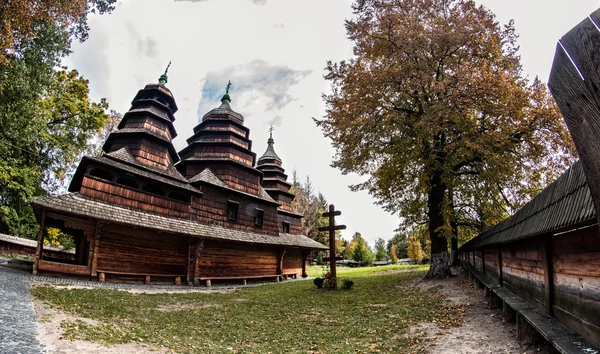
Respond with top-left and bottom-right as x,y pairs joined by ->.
415,267 -> 551,354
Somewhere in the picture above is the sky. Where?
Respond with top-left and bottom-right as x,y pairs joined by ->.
64,0 -> 600,246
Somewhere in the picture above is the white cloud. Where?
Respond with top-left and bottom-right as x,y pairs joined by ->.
196,60 -> 312,120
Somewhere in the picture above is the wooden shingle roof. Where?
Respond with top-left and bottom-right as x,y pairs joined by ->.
462,160 -> 595,249
32,193 -> 327,250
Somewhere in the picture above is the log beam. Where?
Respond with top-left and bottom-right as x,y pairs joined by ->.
32,209 -> 47,275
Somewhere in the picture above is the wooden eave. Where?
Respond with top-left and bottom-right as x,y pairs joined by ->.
277,208 -> 304,218
185,129 -> 252,148
188,169 -> 280,206
133,85 -> 178,114
177,157 -> 264,178
69,156 -> 202,195
30,193 -> 326,250
102,129 -> 181,164
178,141 -> 257,163
192,118 -> 249,135
119,109 -> 177,138
461,160 -> 595,250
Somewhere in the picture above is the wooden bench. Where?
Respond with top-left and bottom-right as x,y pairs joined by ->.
462,261 -> 598,354
199,274 -> 292,287
281,271 -> 298,280
97,271 -> 183,285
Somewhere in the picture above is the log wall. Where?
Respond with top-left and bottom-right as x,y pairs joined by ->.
460,226 -> 600,347
282,248 -> 304,278
197,240 -> 279,277
97,224 -> 188,276
190,185 -> 279,234
552,227 -> 600,344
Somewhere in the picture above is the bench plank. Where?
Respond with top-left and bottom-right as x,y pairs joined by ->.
465,262 -> 599,354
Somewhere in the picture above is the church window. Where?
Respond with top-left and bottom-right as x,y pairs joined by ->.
116,175 -> 139,189
89,168 -> 113,181
142,183 -> 165,196
168,191 -> 189,203
282,221 -> 290,233
227,201 -> 239,221
254,209 -> 264,227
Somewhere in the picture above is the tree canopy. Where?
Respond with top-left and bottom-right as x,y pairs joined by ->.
0,2 -> 115,238
317,0 -> 575,277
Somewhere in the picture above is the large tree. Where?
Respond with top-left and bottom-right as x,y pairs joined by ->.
317,0 -> 575,278
0,4 -> 115,238
0,0 -> 115,65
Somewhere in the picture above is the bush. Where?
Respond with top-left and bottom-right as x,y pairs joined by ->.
313,277 -> 324,288
341,279 -> 354,289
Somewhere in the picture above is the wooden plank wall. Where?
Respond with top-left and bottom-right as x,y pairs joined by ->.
97,224 -> 187,276
473,250 -> 483,272
483,246 -> 498,282
552,227 -> 600,345
197,240 -> 279,277
190,185 -> 280,235
282,248 -> 304,278
460,227 -> 600,347
501,238 -> 546,311
81,176 -> 191,218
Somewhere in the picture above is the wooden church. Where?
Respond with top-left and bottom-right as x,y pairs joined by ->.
30,70 -> 326,286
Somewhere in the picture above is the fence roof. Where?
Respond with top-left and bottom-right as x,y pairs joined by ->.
462,160 -> 596,249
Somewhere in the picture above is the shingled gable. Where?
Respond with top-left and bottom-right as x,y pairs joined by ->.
30,72 -> 325,284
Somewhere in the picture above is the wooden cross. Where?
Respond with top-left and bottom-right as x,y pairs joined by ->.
318,204 -> 346,282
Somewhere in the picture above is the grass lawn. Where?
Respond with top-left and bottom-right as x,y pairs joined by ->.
32,265 -> 463,353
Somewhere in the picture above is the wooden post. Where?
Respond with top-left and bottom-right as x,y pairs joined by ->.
33,209 -> 47,275
174,277 -> 181,286
90,221 -> 101,277
277,248 -> 286,275
145,275 -> 151,285
318,204 -> 346,287
99,272 -> 105,282
205,279 -> 211,287
187,239 -> 203,286
503,301 -> 516,322
481,248 -> 485,274
497,244 -> 503,286
301,250 -> 308,278
540,235 -> 554,315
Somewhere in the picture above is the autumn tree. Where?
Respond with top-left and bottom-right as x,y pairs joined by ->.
0,0 -> 115,65
407,235 -> 424,262
389,244 -> 399,263
317,0 -> 575,278
387,233 -> 408,259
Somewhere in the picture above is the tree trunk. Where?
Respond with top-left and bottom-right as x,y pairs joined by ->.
426,167 -> 452,279
450,236 -> 459,266
449,186 -> 459,266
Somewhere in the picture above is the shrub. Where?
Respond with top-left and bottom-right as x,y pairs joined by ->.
313,277 -> 324,288
341,279 -> 354,289
324,272 -> 337,289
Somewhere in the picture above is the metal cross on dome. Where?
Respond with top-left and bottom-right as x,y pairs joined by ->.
225,80 -> 232,94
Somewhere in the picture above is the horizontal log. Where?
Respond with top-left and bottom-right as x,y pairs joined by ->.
39,260 -> 89,275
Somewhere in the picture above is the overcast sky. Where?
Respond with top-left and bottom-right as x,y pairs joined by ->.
64,0 -> 600,246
